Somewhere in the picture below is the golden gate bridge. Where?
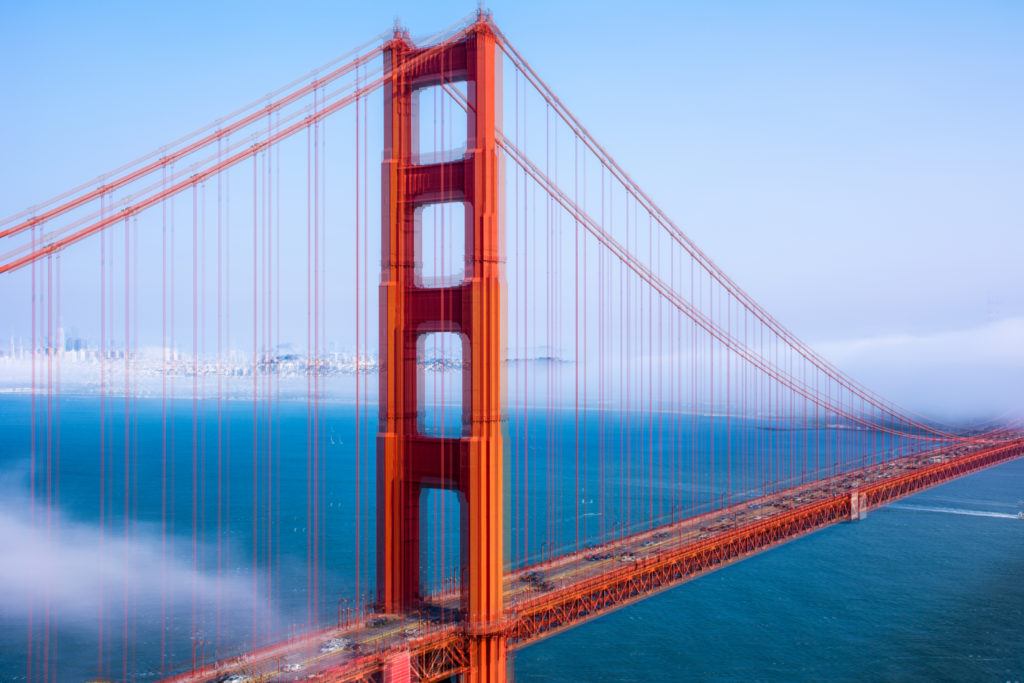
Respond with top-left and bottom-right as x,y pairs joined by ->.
3,11 -> 1022,682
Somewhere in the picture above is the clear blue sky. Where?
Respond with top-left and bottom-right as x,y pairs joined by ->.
1,0 -> 1022,414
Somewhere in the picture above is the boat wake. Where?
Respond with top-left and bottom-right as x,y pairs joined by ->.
890,504 -> 1021,520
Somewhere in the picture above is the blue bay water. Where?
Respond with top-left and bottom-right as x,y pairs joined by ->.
0,394 -> 1021,681
515,460 -> 1024,682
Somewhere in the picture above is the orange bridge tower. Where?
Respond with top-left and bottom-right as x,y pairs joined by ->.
378,16 -> 506,682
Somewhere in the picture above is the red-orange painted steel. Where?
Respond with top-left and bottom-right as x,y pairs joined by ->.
378,16 -> 506,681
382,651 -> 412,683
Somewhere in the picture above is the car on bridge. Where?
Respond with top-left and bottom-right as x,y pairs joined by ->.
320,637 -> 352,654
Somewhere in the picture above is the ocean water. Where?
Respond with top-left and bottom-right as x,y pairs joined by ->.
0,394 -> 1021,681
515,460 -> 1024,682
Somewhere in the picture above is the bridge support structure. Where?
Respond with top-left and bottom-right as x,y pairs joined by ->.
850,491 -> 868,521
383,651 -> 412,683
378,16 -> 506,682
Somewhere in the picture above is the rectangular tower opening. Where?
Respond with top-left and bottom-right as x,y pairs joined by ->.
418,331 -> 465,437
419,488 -> 463,600
415,83 -> 468,164
416,201 -> 467,288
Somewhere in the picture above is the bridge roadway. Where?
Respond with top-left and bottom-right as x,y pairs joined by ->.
169,436 -> 1024,683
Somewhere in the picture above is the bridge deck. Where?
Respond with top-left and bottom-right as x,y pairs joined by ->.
167,437 -> 1024,683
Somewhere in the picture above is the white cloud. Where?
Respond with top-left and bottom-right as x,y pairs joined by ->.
1,506 -> 260,618
816,317 -> 1024,368
814,317 -> 1024,420
0,479 -> 282,644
